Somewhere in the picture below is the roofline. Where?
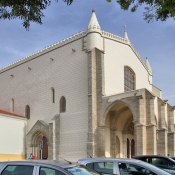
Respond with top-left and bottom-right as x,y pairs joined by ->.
0,109 -> 25,119
1,30 -> 151,75
0,30 -> 87,73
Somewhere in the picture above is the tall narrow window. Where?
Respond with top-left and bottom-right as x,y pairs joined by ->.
60,96 -> 66,113
25,105 -> 30,119
11,98 -> 14,112
127,138 -> 130,158
124,67 -> 135,92
51,88 -> 55,103
131,139 -> 135,157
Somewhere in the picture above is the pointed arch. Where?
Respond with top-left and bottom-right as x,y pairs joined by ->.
60,96 -> 66,113
116,136 -> 120,158
124,66 -> 135,92
25,105 -> 30,119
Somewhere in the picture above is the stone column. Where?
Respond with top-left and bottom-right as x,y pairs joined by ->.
110,111 -> 117,157
168,133 -> 175,156
135,95 -> 146,155
135,124 -> 146,155
147,124 -> 157,154
146,97 -> 157,154
157,129 -> 167,156
96,126 -> 106,157
110,129 -> 117,157
122,134 -> 127,158
48,123 -> 53,160
157,102 -> 167,155
168,108 -> 175,156
87,48 -> 104,157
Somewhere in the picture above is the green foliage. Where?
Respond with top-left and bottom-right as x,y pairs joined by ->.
107,0 -> 175,22
0,0 -> 73,30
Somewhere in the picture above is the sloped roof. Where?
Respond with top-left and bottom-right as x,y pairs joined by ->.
0,109 -> 25,118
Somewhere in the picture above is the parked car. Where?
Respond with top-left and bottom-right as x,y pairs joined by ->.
133,155 -> 175,174
78,157 -> 170,175
0,160 -> 100,175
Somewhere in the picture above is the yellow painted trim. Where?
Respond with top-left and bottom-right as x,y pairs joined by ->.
0,153 -> 25,161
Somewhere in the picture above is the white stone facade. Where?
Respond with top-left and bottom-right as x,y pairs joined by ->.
0,10 -> 174,161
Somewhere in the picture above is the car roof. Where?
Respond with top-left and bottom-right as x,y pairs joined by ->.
0,160 -> 78,168
133,155 -> 170,158
78,157 -> 142,164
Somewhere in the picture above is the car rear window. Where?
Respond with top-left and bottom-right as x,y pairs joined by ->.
2,165 -> 34,175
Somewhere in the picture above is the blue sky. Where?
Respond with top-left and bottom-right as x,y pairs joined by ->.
0,0 -> 175,105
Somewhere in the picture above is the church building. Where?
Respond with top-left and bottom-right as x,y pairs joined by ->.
0,10 -> 175,161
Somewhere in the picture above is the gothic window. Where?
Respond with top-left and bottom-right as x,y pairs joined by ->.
60,96 -> 66,113
11,98 -> 14,112
25,105 -> 30,119
51,88 -> 55,103
124,67 -> 135,92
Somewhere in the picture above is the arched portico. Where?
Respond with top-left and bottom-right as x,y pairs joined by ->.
31,131 -> 48,159
104,101 -> 135,158
26,120 -> 49,159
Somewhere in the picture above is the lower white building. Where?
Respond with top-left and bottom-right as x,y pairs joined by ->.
0,110 -> 27,161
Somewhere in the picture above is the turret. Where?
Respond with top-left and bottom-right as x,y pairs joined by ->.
124,25 -> 130,43
86,10 -> 103,51
145,57 -> 152,75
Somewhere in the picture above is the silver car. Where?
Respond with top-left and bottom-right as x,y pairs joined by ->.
0,160 -> 100,175
78,158 -> 171,175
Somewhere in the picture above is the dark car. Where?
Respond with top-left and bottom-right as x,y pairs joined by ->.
0,160 -> 100,175
133,155 -> 175,174
171,157 -> 175,161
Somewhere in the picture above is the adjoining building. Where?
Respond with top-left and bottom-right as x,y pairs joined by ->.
0,110 -> 27,161
0,10 -> 174,161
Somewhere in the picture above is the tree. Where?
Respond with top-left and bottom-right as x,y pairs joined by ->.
0,0 -> 73,30
107,0 -> 175,22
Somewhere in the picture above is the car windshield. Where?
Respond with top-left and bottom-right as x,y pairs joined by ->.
139,161 -> 170,175
65,165 -> 100,175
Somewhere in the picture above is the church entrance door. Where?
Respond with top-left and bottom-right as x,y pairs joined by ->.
104,101 -> 135,158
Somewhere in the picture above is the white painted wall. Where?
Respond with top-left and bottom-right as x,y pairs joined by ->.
0,114 -> 26,155
103,38 -> 152,96
0,38 -> 89,161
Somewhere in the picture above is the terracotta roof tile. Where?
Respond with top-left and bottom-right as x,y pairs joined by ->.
0,109 -> 25,118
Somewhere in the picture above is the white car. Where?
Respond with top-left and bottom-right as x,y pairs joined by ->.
78,158 -> 171,175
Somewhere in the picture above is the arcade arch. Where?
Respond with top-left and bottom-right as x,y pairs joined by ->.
31,131 -> 48,159
104,101 -> 135,158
